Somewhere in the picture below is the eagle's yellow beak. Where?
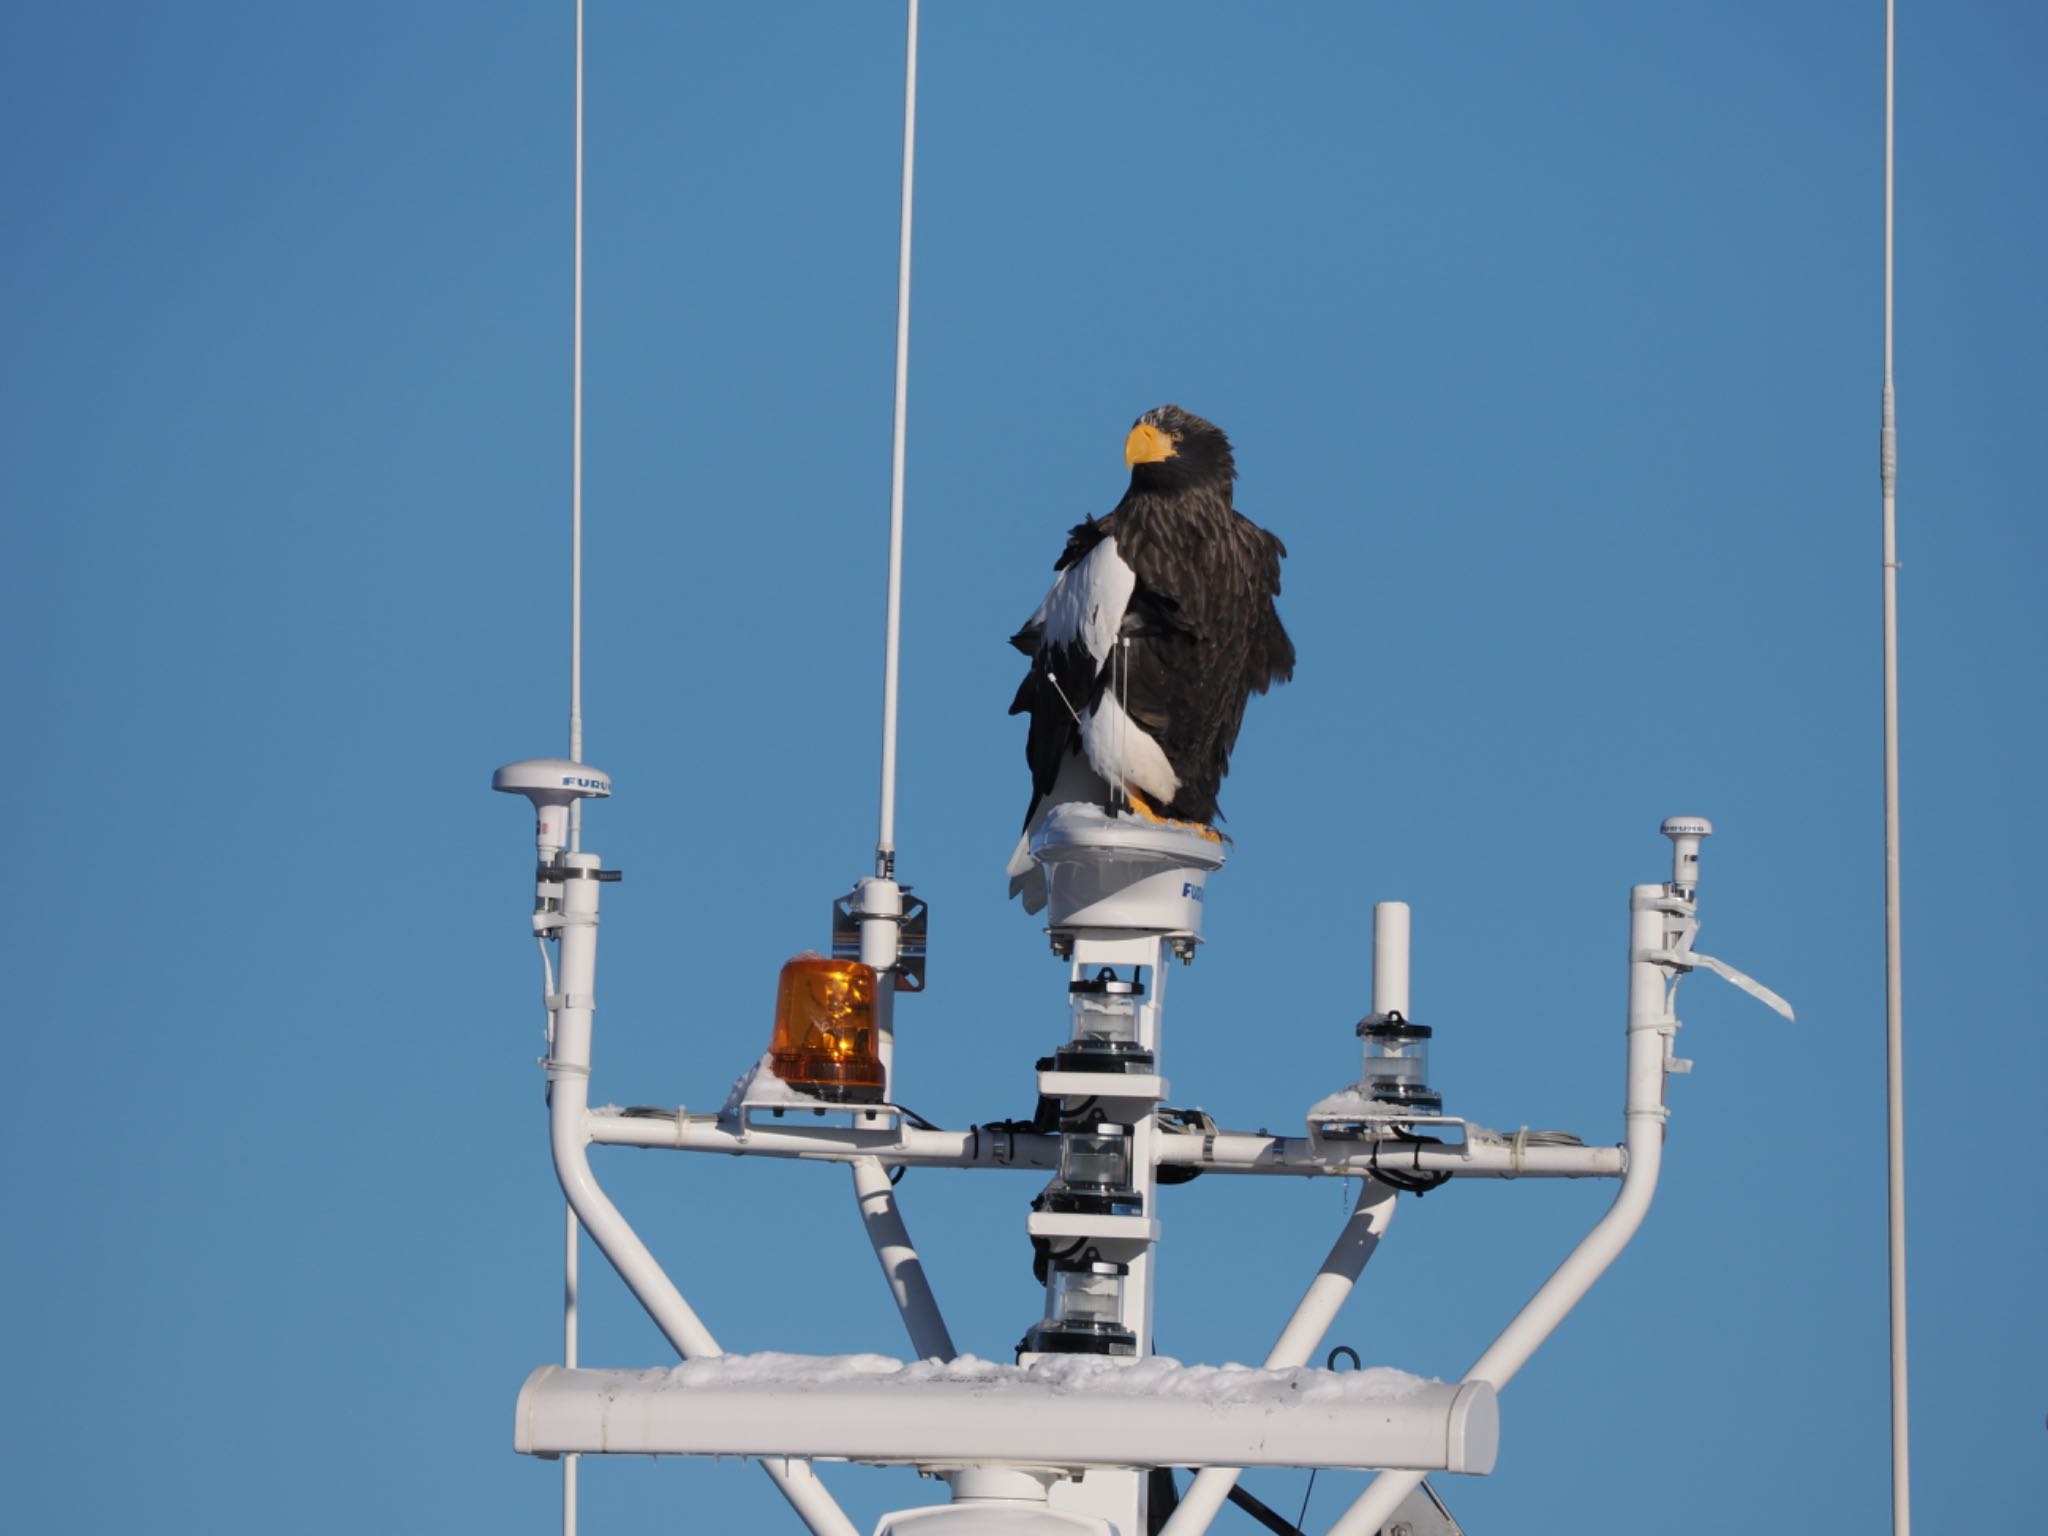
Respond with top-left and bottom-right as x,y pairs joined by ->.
1124,421 -> 1177,466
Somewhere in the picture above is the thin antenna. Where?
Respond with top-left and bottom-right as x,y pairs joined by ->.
567,0 -> 588,852
1880,3 -> 1911,1533
563,1202 -> 580,1532
874,0 -> 919,879
564,7 -> 586,1534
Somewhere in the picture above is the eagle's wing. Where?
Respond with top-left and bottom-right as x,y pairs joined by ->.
1008,519 -> 1129,822
1095,510 -> 1292,824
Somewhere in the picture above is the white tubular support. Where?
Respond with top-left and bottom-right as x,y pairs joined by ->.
585,1112 -> 1624,1180
1155,1131 -> 1624,1181
543,852 -> 859,1536
1324,885 -> 1675,1536
855,876 -> 903,1090
1372,902 -> 1411,1018
1163,1181 -> 1399,1536
851,1156 -> 956,1362
562,1201 -> 579,1536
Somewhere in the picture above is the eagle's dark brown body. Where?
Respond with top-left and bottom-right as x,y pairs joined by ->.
1008,404 -> 1294,840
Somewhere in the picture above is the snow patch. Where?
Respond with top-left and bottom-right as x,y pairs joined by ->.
660,1351 -> 1431,1406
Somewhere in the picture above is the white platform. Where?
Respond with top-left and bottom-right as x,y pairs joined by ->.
514,1354 -> 1498,1474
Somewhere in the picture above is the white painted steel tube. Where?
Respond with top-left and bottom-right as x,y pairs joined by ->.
851,1156 -> 956,1361
584,1114 -> 1622,1179
544,852 -> 859,1536
1162,1181 -> 1399,1536
562,1201 -> 578,1536
1155,1132 -> 1623,1180
1265,1181 -> 1400,1387
588,1115 -> 1057,1166
1324,886 -> 1673,1536
1880,8 -> 1913,1533
1372,902 -> 1411,1018
874,0 -> 918,871
855,877 -> 903,1089
515,1367 -> 1497,1474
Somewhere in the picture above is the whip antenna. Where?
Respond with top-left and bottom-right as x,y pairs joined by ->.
567,0 -> 588,851
1880,2 -> 1912,1531
875,0 -> 919,878
564,5 -> 586,1532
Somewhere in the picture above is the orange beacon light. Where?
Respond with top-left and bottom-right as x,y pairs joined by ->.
769,955 -> 886,1103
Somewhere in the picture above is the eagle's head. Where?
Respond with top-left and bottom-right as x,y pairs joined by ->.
1123,403 -> 1236,492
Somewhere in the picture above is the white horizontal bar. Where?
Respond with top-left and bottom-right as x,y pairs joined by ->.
586,1113 -> 1620,1180
1157,1131 -> 1626,1180
589,1114 -> 1042,1164
515,1361 -> 1496,1475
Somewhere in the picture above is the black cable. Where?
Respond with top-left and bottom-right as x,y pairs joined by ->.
1146,1467 -> 1181,1535
1224,1481 -> 1308,1536
1367,1132 -> 1452,1196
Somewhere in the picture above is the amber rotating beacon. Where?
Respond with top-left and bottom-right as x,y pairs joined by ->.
769,955 -> 886,1103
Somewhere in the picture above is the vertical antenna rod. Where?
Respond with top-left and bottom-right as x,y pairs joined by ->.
1880,2 -> 1911,1533
564,6 -> 586,1533
567,0 -> 588,852
874,0 -> 920,878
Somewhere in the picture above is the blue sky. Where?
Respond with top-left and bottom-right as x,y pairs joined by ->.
7,2 -> 2043,1532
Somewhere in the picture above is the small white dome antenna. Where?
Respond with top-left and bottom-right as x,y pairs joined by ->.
494,759 -> 612,864
1660,815 -> 1712,898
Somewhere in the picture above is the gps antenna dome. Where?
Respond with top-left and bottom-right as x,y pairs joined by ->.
494,758 -> 612,863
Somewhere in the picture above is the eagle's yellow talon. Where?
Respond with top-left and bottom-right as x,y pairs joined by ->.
1123,788 -> 1166,823
1122,787 -> 1222,842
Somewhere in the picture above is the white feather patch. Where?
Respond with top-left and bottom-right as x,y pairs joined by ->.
1031,536 -> 1134,666
1081,688 -> 1180,806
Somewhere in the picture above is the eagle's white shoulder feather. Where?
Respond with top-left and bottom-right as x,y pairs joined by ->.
1030,535 -> 1134,666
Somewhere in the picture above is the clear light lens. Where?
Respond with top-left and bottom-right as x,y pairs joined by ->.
1072,991 -> 1138,1046
1059,1127 -> 1131,1192
1050,1266 -> 1123,1327
1360,1019 -> 1439,1111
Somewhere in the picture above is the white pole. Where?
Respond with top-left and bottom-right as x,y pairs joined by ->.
563,8 -> 585,1530
1881,3 -> 1912,1532
850,1156 -> 956,1361
874,0 -> 918,877
562,1202 -> 578,1536
1371,901 -> 1411,1018
567,0 -> 586,851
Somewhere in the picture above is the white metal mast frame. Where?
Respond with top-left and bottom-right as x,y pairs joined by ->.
490,795 -> 1789,1533
1880,3 -> 1912,1532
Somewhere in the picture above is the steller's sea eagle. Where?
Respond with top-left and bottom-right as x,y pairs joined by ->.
1006,404 -> 1294,909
